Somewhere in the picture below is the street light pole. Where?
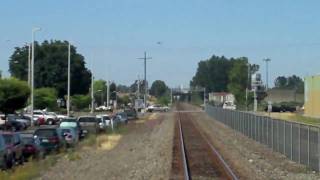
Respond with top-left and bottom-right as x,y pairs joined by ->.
246,63 -> 251,111
31,27 -> 41,126
263,58 -> 271,89
91,74 -> 94,113
28,43 -> 31,86
67,42 -> 71,117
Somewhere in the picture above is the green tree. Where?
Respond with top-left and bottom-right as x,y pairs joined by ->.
227,58 -> 249,104
150,80 -> 168,98
118,95 -> 131,106
71,94 -> 91,110
0,78 -> 30,114
110,82 -> 117,100
34,88 -> 58,110
93,80 -> 108,106
9,40 -> 92,97
274,75 -> 304,93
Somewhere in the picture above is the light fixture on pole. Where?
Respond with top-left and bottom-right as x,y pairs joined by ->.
31,27 -> 41,127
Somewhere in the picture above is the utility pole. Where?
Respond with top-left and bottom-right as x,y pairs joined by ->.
27,43 -> 31,86
263,58 -> 271,89
137,52 -> 152,109
203,88 -> 206,110
31,27 -> 41,127
91,74 -> 94,113
67,42 -> 71,117
170,88 -> 173,105
107,80 -> 110,107
245,63 -> 251,111
137,75 -> 140,99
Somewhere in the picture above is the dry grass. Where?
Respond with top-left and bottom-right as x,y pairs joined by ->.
261,112 -> 320,126
0,155 -> 58,180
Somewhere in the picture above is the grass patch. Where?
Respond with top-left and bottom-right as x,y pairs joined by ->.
0,155 -> 58,180
65,149 -> 81,161
263,112 -> 320,126
80,134 -> 97,147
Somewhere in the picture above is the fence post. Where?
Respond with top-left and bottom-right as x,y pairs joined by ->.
299,124 -> 301,164
272,119 -> 274,151
290,122 -> 293,160
308,126 -> 310,167
318,127 -> 320,172
266,117 -> 269,146
283,121 -> 285,154
277,120 -> 280,152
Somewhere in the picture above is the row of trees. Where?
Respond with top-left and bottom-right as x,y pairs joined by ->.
9,40 -> 92,98
190,55 -> 260,105
274,75 -> 304,93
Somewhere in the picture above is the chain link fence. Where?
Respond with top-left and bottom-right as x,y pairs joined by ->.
205,104 -> 320,171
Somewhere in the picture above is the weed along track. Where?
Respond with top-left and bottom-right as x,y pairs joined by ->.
171,105 -> 238,180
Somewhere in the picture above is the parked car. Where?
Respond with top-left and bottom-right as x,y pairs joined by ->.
1,132 -> 24,165
5,115 -> 26,131
48,112 -> 67,122
59,118 -> 83,139
59,127 -> 78,147
116,112 -> 128,124
96,115 -> 113,131
222,101 -> 236,110
20,133 -> 45,159
77,116 -> 100,135
146,104 -> 168,112
34,127 -> 65,153
0,134 -> 14,169
8,114 -> 31,128
124,109 -> 138,120
33,110 -> 59,125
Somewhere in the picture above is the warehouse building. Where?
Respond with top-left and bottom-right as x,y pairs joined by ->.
305,75 -> 320,117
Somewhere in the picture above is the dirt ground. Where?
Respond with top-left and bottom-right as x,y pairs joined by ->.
182,103 -> 320,180
39,112 -> 174,180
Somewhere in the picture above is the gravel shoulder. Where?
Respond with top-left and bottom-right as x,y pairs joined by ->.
39,112 -> 174,180
182,104 -> 320,180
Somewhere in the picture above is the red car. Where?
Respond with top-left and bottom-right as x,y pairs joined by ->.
1,132 -> 24,165
20,133 -> 45,159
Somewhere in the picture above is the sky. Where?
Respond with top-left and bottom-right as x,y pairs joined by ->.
1,0 -> 320,88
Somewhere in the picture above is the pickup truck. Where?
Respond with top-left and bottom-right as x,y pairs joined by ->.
77,116 -> 99,135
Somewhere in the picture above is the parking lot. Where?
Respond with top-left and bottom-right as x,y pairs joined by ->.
0,107 -> 142,174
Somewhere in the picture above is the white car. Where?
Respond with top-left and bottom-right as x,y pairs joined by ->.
96,114 -> 113,130
222,101 -> 236,110
48,112 -> 67,121
96,106 -> 112,111
147,105 -> 169,112
33,110 -> 58,125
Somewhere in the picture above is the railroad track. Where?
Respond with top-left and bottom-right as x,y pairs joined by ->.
171,106 -> 238,180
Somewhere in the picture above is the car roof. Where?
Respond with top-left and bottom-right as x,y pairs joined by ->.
36,125 -> 59,130
78,116 -> 96,118
0,131 -> 17,135
61,118 -> 77,122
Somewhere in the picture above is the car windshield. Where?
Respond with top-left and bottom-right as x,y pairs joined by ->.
103,116 -> 110,120
34,112 -> 43,115
2,134 -> 12,144
60,122 -> 77,128
35,129 -> 57,137
61,129 -> 71,134
78,117 -> 97,122
21,137 -> 34,144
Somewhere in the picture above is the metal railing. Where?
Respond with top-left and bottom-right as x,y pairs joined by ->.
205,104 -> 320,171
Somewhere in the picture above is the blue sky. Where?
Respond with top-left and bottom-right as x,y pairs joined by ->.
1,0 -> 320,88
